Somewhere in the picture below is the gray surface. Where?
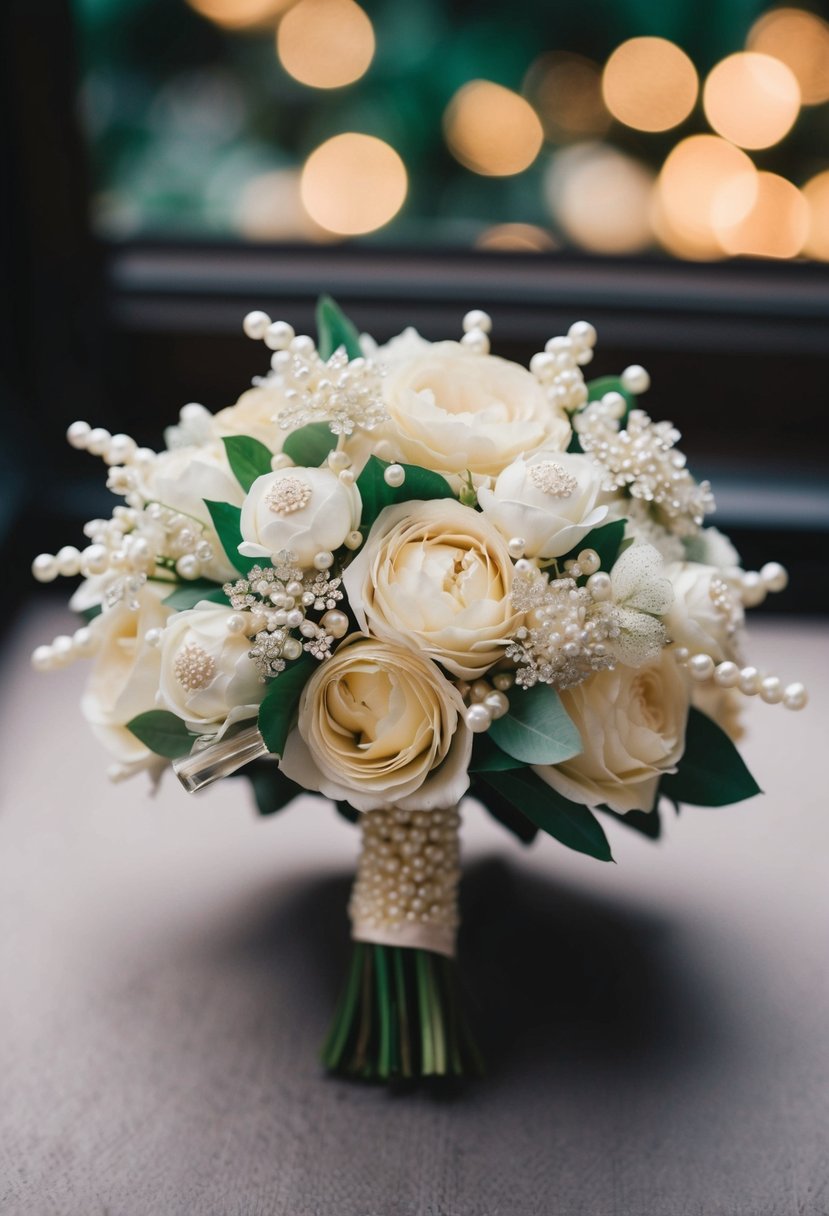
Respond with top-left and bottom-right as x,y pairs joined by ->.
1,604 -> 827,1216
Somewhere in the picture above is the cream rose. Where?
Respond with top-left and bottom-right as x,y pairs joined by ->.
535,651 -> 690,813
81,585 -> 172,769
343,498 -> 521,679
158,602 -> 265,731
239,466 -> 361,569
477,451 -> 608,559
279,635 -> 471,812
213,385 -> 286,449
380,341 -> 571,480
663,561 -> 745,664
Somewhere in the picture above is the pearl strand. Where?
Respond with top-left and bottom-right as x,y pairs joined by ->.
31,623 -> 100,672
672,646 -> 808,710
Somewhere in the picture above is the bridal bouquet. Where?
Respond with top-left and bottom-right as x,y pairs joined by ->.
32,298 -> 807,1081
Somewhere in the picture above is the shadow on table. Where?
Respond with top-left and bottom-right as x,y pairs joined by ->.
203,854 -> 733,1091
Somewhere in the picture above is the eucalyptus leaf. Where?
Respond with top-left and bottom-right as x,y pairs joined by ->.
203,499 -> 258,576
78,603 -> 102,623
469,733 -> 525,773
126,709 -> 195,759
470,777 -> 538,844
316,294 -> 363,361
661,707 -> 762,806
489,684 -> 582,766
335,800 -> 360,825
356,456 -> 455,533
162,580 -> 228,610
243,760 -> 304,816
598,805 -> 662,840
222,435 -> 273,492
282,421 -> 337,467
475,769 -> 613,861
258,655 -> 316,757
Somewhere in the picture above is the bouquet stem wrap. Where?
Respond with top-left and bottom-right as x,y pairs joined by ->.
322,806 -> 483,1080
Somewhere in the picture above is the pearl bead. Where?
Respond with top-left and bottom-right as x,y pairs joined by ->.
52,635 -> 74,664
587,571 -> 612,601
338,469 -> 355,486
620,364 -> 650,395
514,558 -> 535,575
105,434 -> 137,466
529,352 -> 555,379
321,609 -> 349,638
383,463 -> 406,488
462,309 -> 492,334
739,666 -> 761,695
465,703 -> 492,733
760,562 -> 788,594
484,690 -> 510,719
264,320 -> 295,350
56,546 -> 81,577
144,628 -> 163,648
286,608 -> 304,629
283,637 -> 303,660
492,672 -> 514,692
760,675 -> 783,704
72,626 -> 97,656
81,544 -> 109,575
344,530 -> 363,550
226,613 -> 248,634
290,334 -> 315,356
714,660 -> 740,688
86,427 -> 111,456
176,554 -> 201,580
31,645 -> 54,672
66,420 -> 91,449
313,550 -> 334,571
688,653 -> 715,681
507,537 -> 526,559
470,680 -> 492,703
242,310 -> 271,340
740,571 -> 767,608
783,681 -> 808,710
601,390 -> 627,420
568,320 -> 597,349
271,453 -> 293,470
578,548 -> 601,575
672,646 -> 690,664
299,620 -> 317,638
327,449 -> 352,472
32,553 -> 58,583
460,329 -> 490,355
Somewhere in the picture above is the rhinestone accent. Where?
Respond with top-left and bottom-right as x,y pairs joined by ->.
174,643 -> 216,691
266,477 -> 312,515
528,461 -> 578,498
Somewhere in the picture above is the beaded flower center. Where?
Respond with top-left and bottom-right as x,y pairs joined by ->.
266,477 -> 312,516
174,643 -> 216,691
528,461 -> 578,498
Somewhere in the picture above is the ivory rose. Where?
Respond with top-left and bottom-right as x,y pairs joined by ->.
342,498 -> 521,679
158,602 -> 265,731
535,650 -> 690,813
380,341 -> 571,481
239,466 -> 361,569
663,561 -> 745,664
213,385 -> 286,449
477,451 -> 608,559
279,635 -> 471,812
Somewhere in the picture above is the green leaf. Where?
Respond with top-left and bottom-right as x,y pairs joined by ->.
660,707 -> 762,806
587,375 -> 635,414
162,580 -> 228,610
489,683 -> 583,766
316,294 -> 363,361
244,760 -> 304,816
126,710 -> 195,759
469,733 -> 525,772
78,603 -> 102,623
470,777 -> 538,844
356,456 -> 456,533
564,518 -> 627,573
335,800 -> 360,825
258,655 -> 317,757
203,499 -> 258,576
476,769 -> 613,861
598,805 -> 662,840
282,421 -> 337,468
222,435 -> 273,492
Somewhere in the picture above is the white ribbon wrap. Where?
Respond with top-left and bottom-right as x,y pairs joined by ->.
349,805 -> 461,959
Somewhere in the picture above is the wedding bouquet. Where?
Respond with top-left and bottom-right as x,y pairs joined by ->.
32,298 -> 807,1082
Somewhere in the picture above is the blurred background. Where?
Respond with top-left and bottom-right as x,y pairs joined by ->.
1,0 -> 828,609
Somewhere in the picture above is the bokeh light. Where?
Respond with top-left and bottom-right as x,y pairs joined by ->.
235,168 -> 326,240
523,53 -> 610,142
703,52 -> 800,149
277,0 -> 374,89
801,170 -> 829,259
654,135 -> 758,259
476,223 -> 557,251
602,37 -> 698,132
300,133 -> 407,235
545,144 -> 654,254
714,171 -> 808,258
444,80 -> 544,176
747,7 -> 829,106
186,0 -> 289,31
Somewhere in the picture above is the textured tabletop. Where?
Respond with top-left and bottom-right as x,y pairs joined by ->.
1,604 -> 827,1216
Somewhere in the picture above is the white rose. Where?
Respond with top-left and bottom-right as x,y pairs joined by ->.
361,325 -> 432,366
141,441 -> 245,582
279,635 -> 471,812
158,602 -> 265,730
682,526 -> 741,569
213,385 -> 287,450
535,650 -> 690,813
238,466 -> 361,569
81,585 -> 173,767
380,341 -> 571,481
477,451 -> 608,559
343,498 -> 522,679
663,561 -> 745,664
